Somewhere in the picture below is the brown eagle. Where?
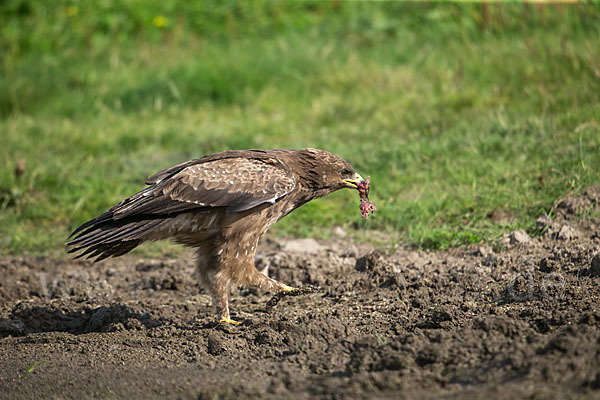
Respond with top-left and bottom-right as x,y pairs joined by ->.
67,148 -> 369,324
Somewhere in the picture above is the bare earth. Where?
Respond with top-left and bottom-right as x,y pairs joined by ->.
1,188 -> 599,400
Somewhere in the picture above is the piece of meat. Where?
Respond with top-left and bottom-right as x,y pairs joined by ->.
357,176 -> 376,219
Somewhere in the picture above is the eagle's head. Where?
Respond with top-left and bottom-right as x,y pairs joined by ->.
293,148 -> 376,218
296,148 -> 364,191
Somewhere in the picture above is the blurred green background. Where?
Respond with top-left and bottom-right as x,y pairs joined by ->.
1,1 -> 599,256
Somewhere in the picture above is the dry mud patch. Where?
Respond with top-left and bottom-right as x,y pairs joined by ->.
1,187 -> 600,399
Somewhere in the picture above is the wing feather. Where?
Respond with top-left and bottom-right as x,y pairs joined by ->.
111,154 -> 296,219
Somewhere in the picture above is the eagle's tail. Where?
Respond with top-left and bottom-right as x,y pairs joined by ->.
66,212 -> 165,262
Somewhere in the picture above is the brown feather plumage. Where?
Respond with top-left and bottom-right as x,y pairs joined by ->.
66,148 -> 366,322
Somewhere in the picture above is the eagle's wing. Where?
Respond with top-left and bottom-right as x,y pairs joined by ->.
113,156 -> 296,218
68,155 -> 296,239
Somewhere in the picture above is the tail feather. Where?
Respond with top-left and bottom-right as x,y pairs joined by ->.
88,241 -> 141,262
67,225 -> 121,247
105,219 -> 164,243
68,219 -> 154,248
67,213 -> 166,262
71,245 -> 98,259
67,211 -> 114,240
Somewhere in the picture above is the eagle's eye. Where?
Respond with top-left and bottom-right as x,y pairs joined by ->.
340,168 -> 352,177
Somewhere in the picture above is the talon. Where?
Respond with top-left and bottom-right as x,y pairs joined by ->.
219,317 -> 241,325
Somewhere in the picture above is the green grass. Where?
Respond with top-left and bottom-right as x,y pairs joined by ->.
1,1 -> 599,256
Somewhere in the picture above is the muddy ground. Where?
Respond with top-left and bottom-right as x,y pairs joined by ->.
1,188 -> 599,400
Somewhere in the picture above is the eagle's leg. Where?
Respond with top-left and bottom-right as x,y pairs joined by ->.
211,272 -> 241,325
196,264 -> 241,325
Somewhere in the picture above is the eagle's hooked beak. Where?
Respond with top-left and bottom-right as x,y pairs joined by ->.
343,174 -> 365,189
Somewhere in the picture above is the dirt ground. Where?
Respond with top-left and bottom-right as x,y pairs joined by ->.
1,188 -> 599,400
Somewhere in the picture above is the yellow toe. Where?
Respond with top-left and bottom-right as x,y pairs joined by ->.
282,285 -> 297,292
219,317 -> 241,325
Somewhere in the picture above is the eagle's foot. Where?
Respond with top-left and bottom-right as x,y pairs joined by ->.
219,317 -> 242,325
266,285 -> 318,308
281,284 -> 297,292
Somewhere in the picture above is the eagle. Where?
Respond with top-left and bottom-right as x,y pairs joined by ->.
67,148 -> 373,324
